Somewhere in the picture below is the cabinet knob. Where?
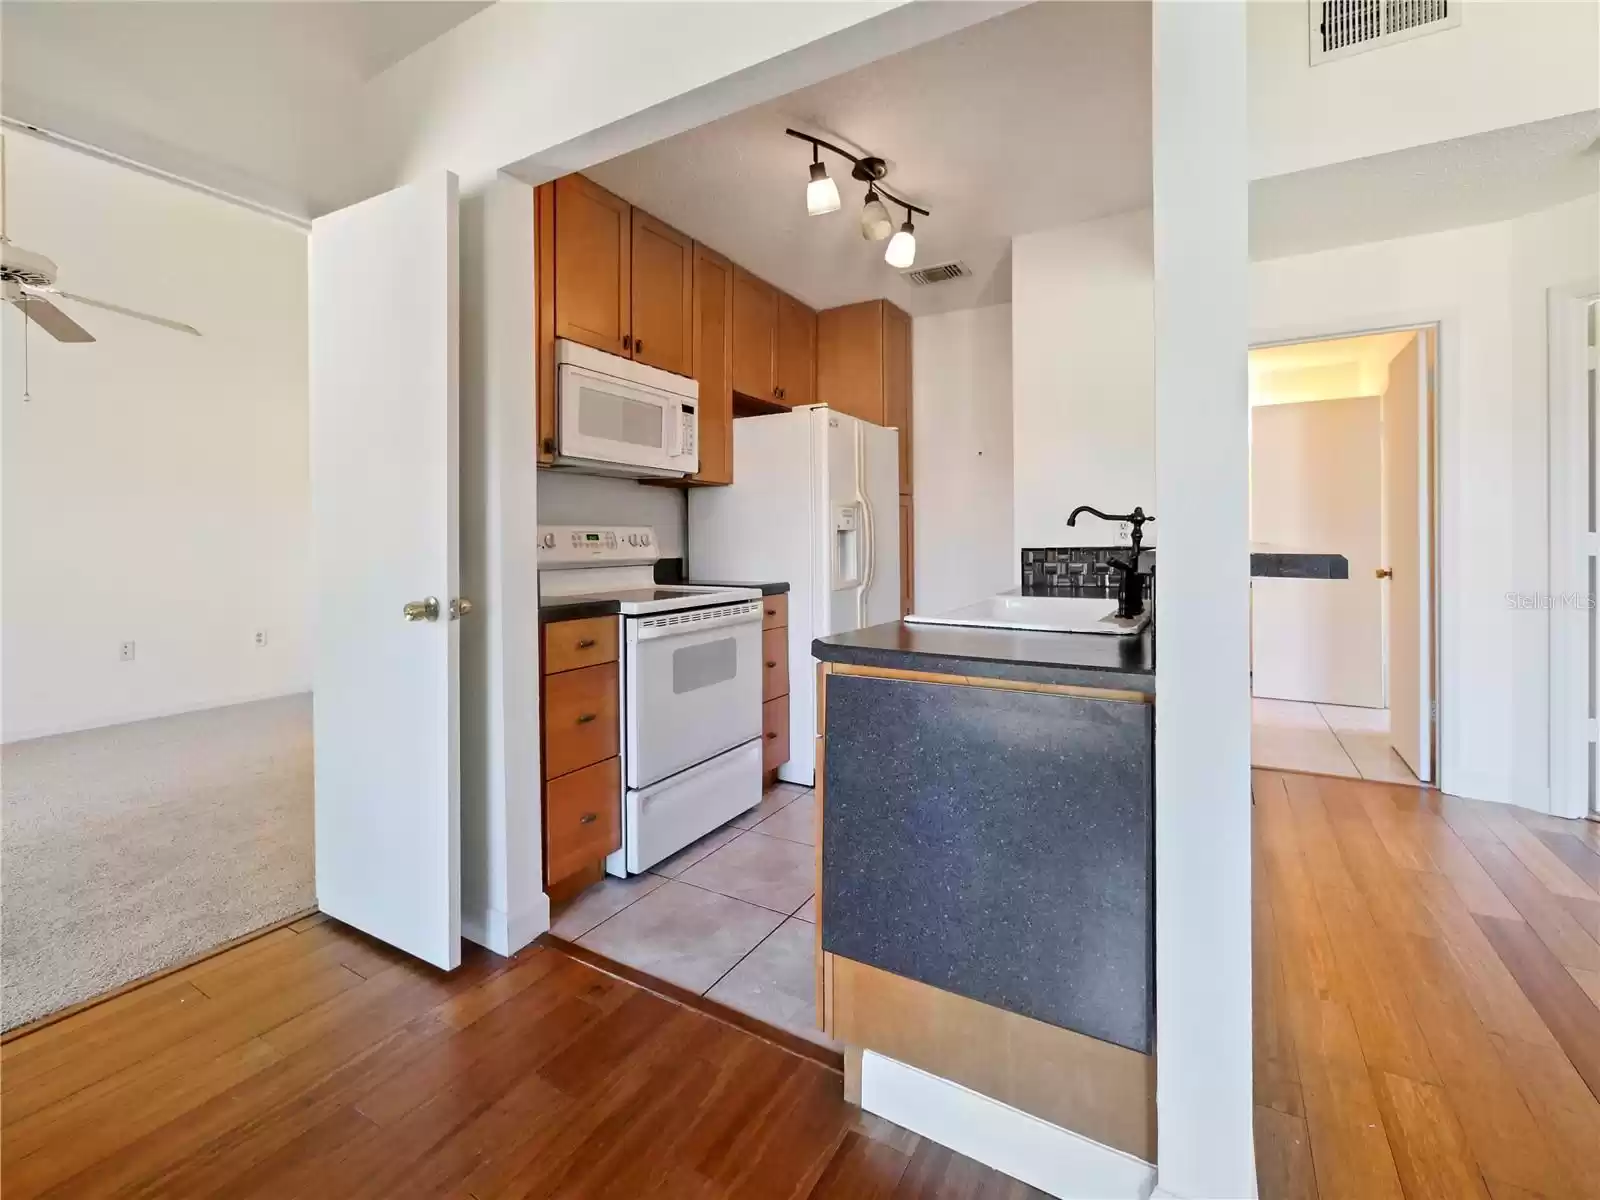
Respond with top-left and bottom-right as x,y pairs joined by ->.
579,812 -> 598,825
577,638 -> 597,649
766,660 -> 778,669
622,334 -> 632,351
576,713 -> 597,725
634,338 -> 643,355
766,607 -> 777,617
766,731 -> 778,740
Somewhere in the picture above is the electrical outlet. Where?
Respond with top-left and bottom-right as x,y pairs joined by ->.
119,641 -> 136,662
254,630 -> 268,648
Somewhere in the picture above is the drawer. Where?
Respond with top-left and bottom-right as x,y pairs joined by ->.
543,616 -> 618,675
762,627 -> 789,703
543,662 -> 619,780
545,757 -> 621,885
763,695 -> 791,773
761,593 -> 788,630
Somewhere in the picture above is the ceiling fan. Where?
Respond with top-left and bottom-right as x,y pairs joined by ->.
1,134 -> 201,344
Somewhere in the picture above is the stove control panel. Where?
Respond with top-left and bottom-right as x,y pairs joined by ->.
537,525 -> 656,567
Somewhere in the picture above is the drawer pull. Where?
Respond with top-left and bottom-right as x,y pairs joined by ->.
765,608 -> 777,617
576,638 -> 597,649
579,812 -> 598,825
766,731 -> 778,740
765,660 -> 778,669
576,713 -> 598,725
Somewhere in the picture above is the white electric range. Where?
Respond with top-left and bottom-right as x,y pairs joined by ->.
538,525 -> 764,874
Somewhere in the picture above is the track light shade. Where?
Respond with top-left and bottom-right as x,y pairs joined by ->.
806,161 -> 841,215
885,218 -> 916,269
860,189 -> 893,241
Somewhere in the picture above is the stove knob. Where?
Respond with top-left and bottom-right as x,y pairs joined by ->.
540,532 -> 555,549
642,532 -> 652,546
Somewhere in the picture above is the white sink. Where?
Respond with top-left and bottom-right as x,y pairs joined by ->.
904,593 -> 1151,636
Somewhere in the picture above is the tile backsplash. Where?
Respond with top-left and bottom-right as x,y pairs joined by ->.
1020,547 -> 1155,595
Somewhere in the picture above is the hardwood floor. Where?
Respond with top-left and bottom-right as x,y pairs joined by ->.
0,912 -> 1042,1199
5,771 -> 1595,1198
1253,769 -> 1600,1200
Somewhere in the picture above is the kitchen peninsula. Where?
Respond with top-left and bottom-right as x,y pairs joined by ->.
810,616 -> 1159,1162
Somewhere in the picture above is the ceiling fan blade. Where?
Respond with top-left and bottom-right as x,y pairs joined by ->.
12,295 -> 95,343
47,289 -> 200,337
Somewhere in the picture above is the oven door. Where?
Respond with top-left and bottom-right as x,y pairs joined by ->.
557,361 -> 689,474
625,602 -> 763,788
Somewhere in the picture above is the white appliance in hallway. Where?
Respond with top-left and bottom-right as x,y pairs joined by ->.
688,406 -> 899,787
537,526 -> 763,874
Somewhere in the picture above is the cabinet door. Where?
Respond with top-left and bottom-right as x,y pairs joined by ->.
732,267 -> 778,402
899,495 -> 915,616
553,175 -> 631,356
883,302 -> 912,494
817,300 -> 885,424
776,291 -> 817,408
630,210 -> 694,376
691,244 -> 734,485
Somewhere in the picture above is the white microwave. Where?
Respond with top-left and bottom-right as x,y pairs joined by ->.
554,339 -> 698,478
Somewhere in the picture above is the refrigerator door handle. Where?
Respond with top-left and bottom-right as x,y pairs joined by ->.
855,424 -> 874,624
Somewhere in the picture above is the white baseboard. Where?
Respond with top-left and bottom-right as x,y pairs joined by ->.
1440,767 -> 1550,814
859,1051 -> 1156,1200
462,894 -> 550,957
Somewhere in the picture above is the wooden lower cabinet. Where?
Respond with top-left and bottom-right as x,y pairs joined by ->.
545,757 -> 621,885
541,616 -> 623,890
763,695 -> 791,774
762,627 -> 789,703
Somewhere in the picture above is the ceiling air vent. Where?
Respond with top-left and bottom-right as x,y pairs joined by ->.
1310,0 -> 1459,65
901,261 -> 970,287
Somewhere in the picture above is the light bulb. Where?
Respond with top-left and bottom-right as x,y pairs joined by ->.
885,219 -> 916,269
860,189 -> 892,241
806,161 -> 840,215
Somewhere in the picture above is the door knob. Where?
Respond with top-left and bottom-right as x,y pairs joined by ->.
449,597 -> 474,620
1375,568 -> 1393,579
403,597 -> 440,622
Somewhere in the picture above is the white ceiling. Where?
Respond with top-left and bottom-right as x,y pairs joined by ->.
1250,110 -> 1600,260
586,1 -> 1152,317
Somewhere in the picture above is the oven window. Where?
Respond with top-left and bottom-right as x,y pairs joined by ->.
578,385 -> 665,449
673,637 -> 738,694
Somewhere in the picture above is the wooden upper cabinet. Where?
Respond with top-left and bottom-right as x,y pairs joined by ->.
883,301 -> 912,495
732,267 -> 779,403
552,175 -> 630,356
818,300 -> 887,425
630,210 -> 694,376
691,244 -> 734,485
775,292 -> 817,408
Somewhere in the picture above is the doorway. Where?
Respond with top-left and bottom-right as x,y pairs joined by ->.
1247,328 -> 1438,785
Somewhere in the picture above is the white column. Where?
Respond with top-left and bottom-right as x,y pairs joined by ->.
1151,3 -> 1255,1198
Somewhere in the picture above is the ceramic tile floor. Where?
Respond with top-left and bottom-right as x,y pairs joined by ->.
549,780 -> 835,1048
1250,697 -> 1419,783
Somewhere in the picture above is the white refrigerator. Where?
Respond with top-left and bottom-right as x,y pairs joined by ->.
688,406 -> 900,787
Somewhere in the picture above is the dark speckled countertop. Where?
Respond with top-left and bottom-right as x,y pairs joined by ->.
813,618 -> 1155,695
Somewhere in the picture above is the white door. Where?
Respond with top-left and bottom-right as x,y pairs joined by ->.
310,173 -> 462,969
862,423 -> 901,626
1249,396 -> 1384,706
1381,332 -> 1433,783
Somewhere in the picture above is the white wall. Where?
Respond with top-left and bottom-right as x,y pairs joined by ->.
538,475 -> 687,561
1253,192 -> 1600,807
1,133 -> 310,743
1011,209 -> 1154,553
911,304 -> 1014,613
1248,0 -> 1599,180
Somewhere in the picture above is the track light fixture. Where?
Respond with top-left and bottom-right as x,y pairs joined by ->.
786,128 -> 928,269
805,144 -> 841,216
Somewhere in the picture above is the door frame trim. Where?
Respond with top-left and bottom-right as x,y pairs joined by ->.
1548,283 -> 1600,819
1249,318 -> 1443,789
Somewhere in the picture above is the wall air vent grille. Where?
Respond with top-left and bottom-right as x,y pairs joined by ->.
901,261 -> 970,287
1310,0 -> 1458,64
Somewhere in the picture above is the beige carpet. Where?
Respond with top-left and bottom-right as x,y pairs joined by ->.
1,694 -> 315,1031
